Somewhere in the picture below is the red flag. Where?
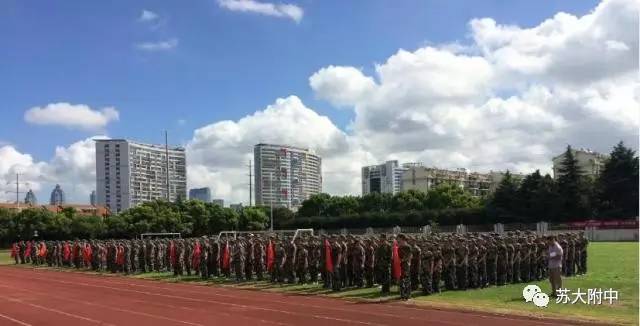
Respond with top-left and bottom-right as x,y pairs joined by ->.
324,239 -> 334,273
25,242 -> 32,258
192,242 -> 202,268
266,241 -> 275,272
222,241 -> 230,270
63,243 -> 71,261
392,240 -> 401,281
116,246 -> 125,266
38,242 -> 47,258
10,243 -> 17,259
83,245 -> 92,265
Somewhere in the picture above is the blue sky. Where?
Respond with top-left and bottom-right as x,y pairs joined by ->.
1,0 -> 599,160
2,0 -> 636,205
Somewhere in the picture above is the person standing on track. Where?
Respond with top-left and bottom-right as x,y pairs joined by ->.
547,235 -> 564,298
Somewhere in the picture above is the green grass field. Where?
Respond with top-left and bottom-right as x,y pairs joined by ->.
3,243 -> 638,325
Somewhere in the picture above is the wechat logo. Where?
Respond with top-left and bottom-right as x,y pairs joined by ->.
522,285 -> 549,308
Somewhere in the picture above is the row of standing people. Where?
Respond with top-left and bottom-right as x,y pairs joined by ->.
10,231 -> 587,299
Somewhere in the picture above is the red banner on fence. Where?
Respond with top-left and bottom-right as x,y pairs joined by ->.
567,218 -> 638,229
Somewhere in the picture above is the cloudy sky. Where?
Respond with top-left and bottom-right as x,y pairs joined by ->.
0,0 -> 637,205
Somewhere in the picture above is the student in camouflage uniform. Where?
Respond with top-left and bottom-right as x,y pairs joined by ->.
477,239 -> 488,288
363,238 -> 376,288
374,234 -> 391,294
455,238 -> 468,290
420,241 -> 434,295
330,235 -> 343,292
432,243 -> 443,293
294,237 -> 308,284
273,239 -> 286,283
351,238 -> 365,287
578,232 -> 589,274
397,234 -> 413,300
442,241 -> 456,290
308,237 -> 321,284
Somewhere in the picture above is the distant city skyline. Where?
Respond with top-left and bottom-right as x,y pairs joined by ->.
0,0 -> 636,206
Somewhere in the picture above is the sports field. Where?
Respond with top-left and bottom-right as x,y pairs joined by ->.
1,242 -> 638,325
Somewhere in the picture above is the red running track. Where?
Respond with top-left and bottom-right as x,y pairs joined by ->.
0,266 -> 595,326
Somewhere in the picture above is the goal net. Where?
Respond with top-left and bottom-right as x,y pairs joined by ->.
215,229 -> 314,242
140,232 -> 181,239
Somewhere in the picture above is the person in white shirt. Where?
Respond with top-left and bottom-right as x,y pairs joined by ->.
546,235 -> 563,297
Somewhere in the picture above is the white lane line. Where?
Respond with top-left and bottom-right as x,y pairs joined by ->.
18,268 -> 571,326
0,312 -> 33,326
0,284 -> 203,326
28,271 -> 439,324
4,274 -> 387,326
0,296 -> 115,326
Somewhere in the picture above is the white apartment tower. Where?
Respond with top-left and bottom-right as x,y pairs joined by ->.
362,160 -> 407,195
552,148 -> 608,179
254,143 -> 322,209
95,139 -> 187,213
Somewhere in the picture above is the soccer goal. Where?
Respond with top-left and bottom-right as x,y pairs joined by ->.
215,229 -> 314,241
140,232 -> 182,239
292,228 -> 314,242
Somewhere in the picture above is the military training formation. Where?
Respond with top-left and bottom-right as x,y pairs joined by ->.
10,231 -> 588,300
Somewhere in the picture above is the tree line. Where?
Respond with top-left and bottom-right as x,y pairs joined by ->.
489,142 -> 638,223
0,142 -> 636,246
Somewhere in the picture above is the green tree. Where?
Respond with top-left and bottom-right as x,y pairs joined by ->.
425,183 -> 480,210
183,200 -> 208,236
358,192 -> 393,213
597,141 -> 639,218
391,190 -> 426,211
238,207 -> 268,230
297,193 -> 332,217
556,145 -> 592,221
489,171 -> 519,222
515,170 -> 543,220
533,174 -> 561,222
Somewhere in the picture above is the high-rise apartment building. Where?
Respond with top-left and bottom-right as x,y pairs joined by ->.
189,187 -> 212,202
552,148 -> 608,179
95,139 -> 187,213
50,184 -> 66,205
254,143 -> 322,209
361,160 -> 407,195
24,189 -> 37,205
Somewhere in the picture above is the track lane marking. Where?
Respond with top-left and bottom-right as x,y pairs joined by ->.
0,312 -> 33,326
0,273 -> 387,326
0,284 -> 203,326
0,267 -> 581,326
0,295 -> 115,326
18,269 -> 467,325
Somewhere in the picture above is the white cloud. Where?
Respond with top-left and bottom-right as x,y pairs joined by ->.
217,0 -> 304,23
309,66 -> 377,108
0,136 -> 107,204
135,38 -> 178,51
187,96 -> 356,203
138,10 -> 159,22
24,103 -> 119,131
6,0 -> 638,206
308,0 -> 638,180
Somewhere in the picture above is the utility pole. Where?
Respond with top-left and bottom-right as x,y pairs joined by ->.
165,131 -> 170,201
5,173 -> 27,206
247,160 -> 253,207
